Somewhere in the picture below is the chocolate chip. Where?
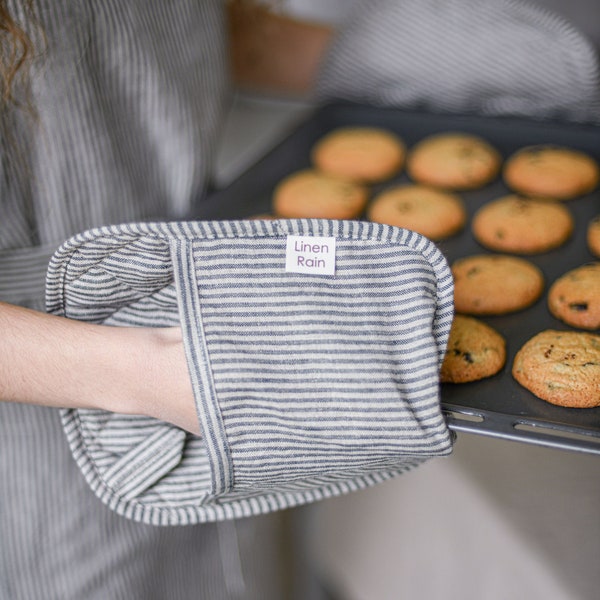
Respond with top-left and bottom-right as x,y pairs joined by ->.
569,302 -> 589,312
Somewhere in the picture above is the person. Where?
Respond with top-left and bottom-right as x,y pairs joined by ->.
0,3 -> 453,598
3,1 -> 599,599
0,2 -> 292,598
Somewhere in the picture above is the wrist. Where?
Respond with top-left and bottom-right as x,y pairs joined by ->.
113,326 -> 199,434
0,301 -> 199,434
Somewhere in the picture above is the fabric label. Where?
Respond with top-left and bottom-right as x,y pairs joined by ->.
285,235 -> 336,275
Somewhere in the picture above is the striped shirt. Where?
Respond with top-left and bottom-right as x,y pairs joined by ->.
1,0 -> 228,307
0,2 -> 290,599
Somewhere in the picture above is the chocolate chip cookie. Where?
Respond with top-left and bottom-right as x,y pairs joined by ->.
441,315 -> 506,383
512,329 -> 600,408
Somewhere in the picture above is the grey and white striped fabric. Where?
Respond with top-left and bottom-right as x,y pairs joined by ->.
0,0 -> 229,307
316,0 -> 600,123
0,2 -> 292,599
47,218 -> 454,525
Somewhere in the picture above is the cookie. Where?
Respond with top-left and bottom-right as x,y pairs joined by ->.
311,126 -> 406,183
272,169 -> 368,219
366,184 -> 466,240
587,216 -> 600,258
503,145 -> 599,200
406,132 -> 501,190
472,194 -> 574,254
512,329 -> 600,408
452,254 -> 544,315
548,263 -> 600,330
441,315 -> 506,383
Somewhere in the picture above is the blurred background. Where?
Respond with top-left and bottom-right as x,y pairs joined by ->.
216,1 -> 600,598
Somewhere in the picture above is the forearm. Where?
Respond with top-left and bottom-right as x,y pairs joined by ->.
0,301 -> 199,433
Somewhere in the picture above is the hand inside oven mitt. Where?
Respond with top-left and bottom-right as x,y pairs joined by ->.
46,219 -> 454,525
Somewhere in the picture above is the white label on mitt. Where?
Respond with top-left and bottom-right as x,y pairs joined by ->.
285,235 -> 336,276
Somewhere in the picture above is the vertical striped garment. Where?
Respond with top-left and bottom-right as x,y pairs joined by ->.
0,2 -> 289,599
46,219 -> 454,525
8,0 -> 596,597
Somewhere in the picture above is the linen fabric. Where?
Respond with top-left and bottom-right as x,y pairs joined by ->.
47,218 -> 454,525
0,2 -> 289,599
316,0 -> 600,123
0,0 -> 228,308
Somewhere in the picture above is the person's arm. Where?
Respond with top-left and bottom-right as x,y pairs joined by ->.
0,301 -> 199,434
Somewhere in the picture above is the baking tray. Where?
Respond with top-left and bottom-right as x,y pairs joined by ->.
193,102 -> 600,455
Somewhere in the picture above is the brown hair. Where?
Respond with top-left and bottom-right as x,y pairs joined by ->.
0,1 -> 40,226
0,0 -> 37,108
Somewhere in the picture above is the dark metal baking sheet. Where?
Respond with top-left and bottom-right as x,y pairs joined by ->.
195,102 -> 600,455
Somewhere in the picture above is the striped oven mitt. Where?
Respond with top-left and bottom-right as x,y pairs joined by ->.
316,0 -> 600,124
46,219 -> 454,525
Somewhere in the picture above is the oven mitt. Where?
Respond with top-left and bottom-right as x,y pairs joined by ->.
46,219 -> 454,525
316,0 -> 600,124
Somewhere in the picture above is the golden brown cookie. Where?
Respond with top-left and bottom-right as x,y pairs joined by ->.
272,169 -> 368,219
512,329 -> 600,408
366,184 -> 466,240
472,194 -> 574,254
548,263 -> 600,330
503,145 -> 599,200
406,132 -> 501,190
587,216 -> 600,258
452,254 -> 544,315
311,126 -> 406,183
441,315 -> 506,383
